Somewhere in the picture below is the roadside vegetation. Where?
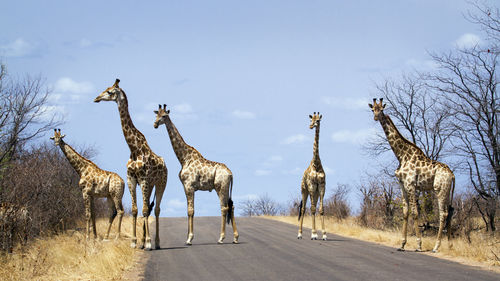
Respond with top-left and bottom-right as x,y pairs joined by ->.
0,61 -> 140,279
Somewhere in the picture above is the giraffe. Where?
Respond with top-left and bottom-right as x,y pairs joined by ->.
94,79 -> 167,250
50,129 -> 125,240
298,112 -> 327,240
369,98 -> 455,252
153,104 -> 239,245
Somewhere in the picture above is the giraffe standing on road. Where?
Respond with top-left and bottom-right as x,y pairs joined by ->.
154,104 -> 238,245
94,79 -> 167,250
369,98 -> 455,252
50,129 -> 124,240
298,112 -> 327,241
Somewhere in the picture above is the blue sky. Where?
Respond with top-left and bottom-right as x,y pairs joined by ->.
0,0 -> 490,216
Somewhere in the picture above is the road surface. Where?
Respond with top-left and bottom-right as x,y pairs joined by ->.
140,217 -> 499,281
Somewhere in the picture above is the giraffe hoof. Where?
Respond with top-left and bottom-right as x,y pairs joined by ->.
297,233 -> 303,239
322,235 -> 327,241
415,248 -> 422,252
432,249 -> 438,253
311,233 -> 318,240
233,239 -> 239,244
130,242 -> 137,248
397,248 -> 405,252
217,239 -> 224,244
185,240 -> 192,246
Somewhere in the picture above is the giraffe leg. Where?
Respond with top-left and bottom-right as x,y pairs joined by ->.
90,198 -> 97,239
185,190 -> 195,245
433,187 -> 450,253
398,187 -> 409,251
319,187 -> 326,240
154,174 -> 166,250
104,195 -> 117,241
83,193 -> 92,239
298,187 -> 308,239
114,197 -> 124,240
141,181 -> 152,250
410,191 -> 422,252
231,202 -> 239,244
218,203 -> 228,244
310,192 -> 319,240
127,174 -> 138,248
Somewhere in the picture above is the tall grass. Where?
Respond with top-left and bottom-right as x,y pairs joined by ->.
0,217 -> 141,281
266,216 -> 500,271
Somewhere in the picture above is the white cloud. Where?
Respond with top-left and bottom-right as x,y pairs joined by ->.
455,33 -> 481,49
255,169 -> 272,176
322,97 -> 367,110
262,155 -> 283,168
282,167 -> 303,175
173,103 -> 193,114
167,198 -> 186,209
54,77 -> 94,94
0,38 -> 37,58
232,110 -> 256,119
171,103 -> 197,120
323,166 -> 335,175
331,128 -> 377,144
79,38 -> 93,48
282,134 -> 310,145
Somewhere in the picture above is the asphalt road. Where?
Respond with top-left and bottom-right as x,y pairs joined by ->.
142,217 -> 499,281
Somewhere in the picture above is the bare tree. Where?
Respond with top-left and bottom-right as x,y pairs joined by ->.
367,72 -> 454,161
429,45 -> 499,231
0,65 -> 61,170
324,184 -> 351,220
467,0 -> 500,47
240,194 -> 283,216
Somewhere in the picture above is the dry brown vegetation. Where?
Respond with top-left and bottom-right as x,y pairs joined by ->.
0,217 -> 140,281
265,215 -> 500,271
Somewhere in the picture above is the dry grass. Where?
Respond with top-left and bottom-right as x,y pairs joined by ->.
0,216 -> 142,281
265,215 -> 500,272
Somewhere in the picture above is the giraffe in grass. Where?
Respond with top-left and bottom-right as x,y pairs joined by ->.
298,112 -> 327,240
94,79 -> 167,250
369,98 -> 455,252
154,104 -> 238,245
50,129 -> 125,240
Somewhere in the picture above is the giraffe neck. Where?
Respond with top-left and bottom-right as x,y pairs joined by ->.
116,91 -> 150,157
163,115 -> 192,166
379,113 -> 414,163
59,141 -> 92,175
311,125 -> 322,169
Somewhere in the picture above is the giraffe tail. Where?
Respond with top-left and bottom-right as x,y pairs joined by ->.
298,200 -> 303,221
445,176 -> 455,231
226,175 -> 233,225
147,193 -> 156,217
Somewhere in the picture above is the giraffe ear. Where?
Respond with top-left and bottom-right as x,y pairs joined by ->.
319,114 -> 322,120
368,104 -> 373,108
61,134 -> 66,139
154,110 -> 159,114
50,136 -> 55,140
166,110 -> 170,114
309,115 -> 313,119
382,104 -> 386,109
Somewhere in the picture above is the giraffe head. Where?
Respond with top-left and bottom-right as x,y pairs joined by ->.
153,104 -> 170,129
94,79 -> 123,103
369,98 -> 386,121
50,128 -> 66,146
308,112 -> 322,129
